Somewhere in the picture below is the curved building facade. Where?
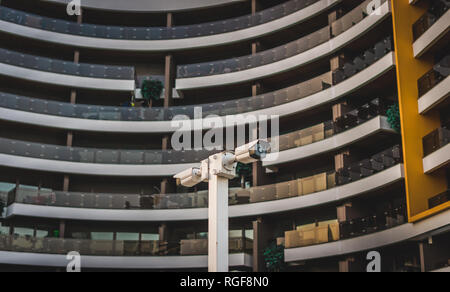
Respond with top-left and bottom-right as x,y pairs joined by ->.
0,0 -> 448,272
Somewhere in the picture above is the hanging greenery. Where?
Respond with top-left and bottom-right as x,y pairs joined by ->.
236,162 -> 252,178
141,79 -> 164,104
387,104 -> 401,133
263,242 -> 286,272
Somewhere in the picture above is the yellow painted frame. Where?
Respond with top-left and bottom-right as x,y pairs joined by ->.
391,0 -> 448,223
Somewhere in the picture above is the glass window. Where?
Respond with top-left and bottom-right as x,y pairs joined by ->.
229,230 -> 242,238
14,227 -> 34,236
0,222 -> 9,235
91,232 -> 113,240
36,230 -> 49,238
0,182 -> 15,193
141,233 -> 159,241
245,230 -> 254,240
116,232 -> 139,241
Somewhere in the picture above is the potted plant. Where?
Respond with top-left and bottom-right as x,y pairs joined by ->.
141,79 -> 164,108
263,242 -> 286,272
387,104 -> 401,133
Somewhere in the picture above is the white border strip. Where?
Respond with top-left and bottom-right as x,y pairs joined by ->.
423,143 -> 450,174
0,251 -> 252,269
0,153 -> 199,177
418,76 -> 450,114
0,63 -> 135,91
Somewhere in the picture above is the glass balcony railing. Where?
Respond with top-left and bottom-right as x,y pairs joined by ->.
0,72 -> 332,121
273,98 -> 391,152
339,201 -> 407,240
422,127 -> 450,157
285,220 -> 340,248
177,0 -> 388,78
6,145 -> 403,211
0,137 -> 212,165
0,47 -> 134,80
0,36 -> 394,122
428,190 -> 450,209
0,0 -> 320,41
0,234 -> 252,256
413,0 -> 449,41
284,198 -> 407,249
418,55 -> 450,97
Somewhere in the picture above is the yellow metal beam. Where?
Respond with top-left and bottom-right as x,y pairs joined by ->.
391,0 -> 448,223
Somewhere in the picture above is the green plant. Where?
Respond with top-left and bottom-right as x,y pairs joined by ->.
263,242 -> 286,272
387,104 -> 401,133
141,79 -> 164,107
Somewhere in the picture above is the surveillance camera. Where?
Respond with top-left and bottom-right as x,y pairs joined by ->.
235,139 -> 271,164
174,167 -> 202,187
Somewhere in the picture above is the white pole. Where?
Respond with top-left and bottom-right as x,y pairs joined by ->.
208,172 -> 229,272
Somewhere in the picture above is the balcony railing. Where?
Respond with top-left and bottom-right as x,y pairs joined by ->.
284,199 -> 407,249
418,55 -> 449,97
0,234 -> 252,256
339,202 -> 407,240
428,190 -> 450,209
0,137 -> 212,165
0,0 -> 320,41
0,48 -> 134,80
285,220 -> 340,248
423,127 -> 450,157
177,0 -> 388,79
6,145 -> 403,210
0,37 -> 393,123
413,0 -> 449,41
274,98 -> 391,152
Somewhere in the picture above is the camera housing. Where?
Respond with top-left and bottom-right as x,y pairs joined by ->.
235,140 -> 271,164
174,167 -> 202,187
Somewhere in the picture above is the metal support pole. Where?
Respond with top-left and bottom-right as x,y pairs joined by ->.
208,169 -> 229,272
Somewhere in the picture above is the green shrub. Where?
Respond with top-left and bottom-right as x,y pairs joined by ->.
387,104 -> 401,133
263,242 -> 286,272
141,79 -> 164,104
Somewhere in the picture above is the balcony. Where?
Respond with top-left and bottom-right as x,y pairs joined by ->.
422,127 -> 450,173
428,190 -> 450,210
412,0 -> 450,58
0,234 -> 252,269
417,55 -> 450,114
0,0 -> 340,51
0,137 -> 211,176
176,0 -> 391,90
0,48 -> 135,91
264,116 -> 397,167
43,0 -> 249,12
5,148 -> 404,221
0,43 -> 396,134
284,208 -> 450,262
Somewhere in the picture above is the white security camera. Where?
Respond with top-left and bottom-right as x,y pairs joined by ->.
174,167 -> 202,187
234,139 -> 271,164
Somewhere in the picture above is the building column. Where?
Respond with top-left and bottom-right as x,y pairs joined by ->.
252,217 -> 271,272
63,12 -> 83,192
59,220 -> 66,238
161,13 -> 176,194
391,0 -> 448,222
